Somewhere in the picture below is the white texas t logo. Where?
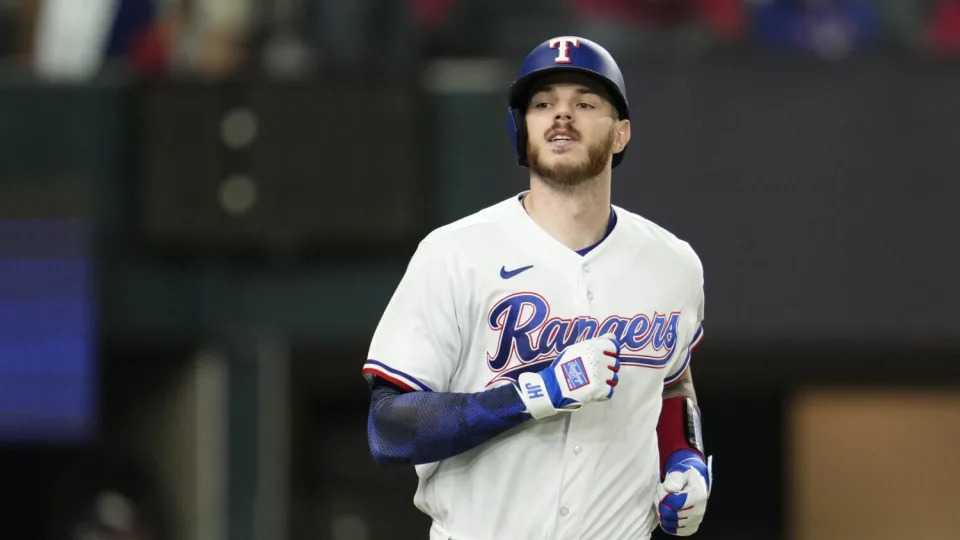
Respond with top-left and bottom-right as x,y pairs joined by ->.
549,37 -> 580,64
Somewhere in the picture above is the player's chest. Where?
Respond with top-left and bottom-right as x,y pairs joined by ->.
476,256 -> 687,321
464,258 -> 690,387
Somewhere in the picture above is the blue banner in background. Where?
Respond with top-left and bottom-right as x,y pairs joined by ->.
0,219 -> 95,443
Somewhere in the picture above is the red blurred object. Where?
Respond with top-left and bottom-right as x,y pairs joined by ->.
927,0 -> 960,55
573,0 -> 698,28
130,23 -> 169,77
413,0 -> 456,29
573,0 -> 743,37
696,0 -> 745,40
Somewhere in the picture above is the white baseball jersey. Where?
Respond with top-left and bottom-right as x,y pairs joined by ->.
363,193 -> 705,540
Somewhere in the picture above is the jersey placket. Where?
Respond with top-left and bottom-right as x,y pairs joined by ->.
551,259 -> 599,539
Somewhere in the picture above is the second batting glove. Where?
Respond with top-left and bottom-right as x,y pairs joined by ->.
655,450 -> 713,536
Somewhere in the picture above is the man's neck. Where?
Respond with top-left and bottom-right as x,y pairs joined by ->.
523,173 -> 612,252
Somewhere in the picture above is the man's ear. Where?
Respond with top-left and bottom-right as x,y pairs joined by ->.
614,119 -> 631,154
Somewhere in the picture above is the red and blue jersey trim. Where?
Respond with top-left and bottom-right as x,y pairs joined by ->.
663,325 -> 703,385
362,359 -> 434,392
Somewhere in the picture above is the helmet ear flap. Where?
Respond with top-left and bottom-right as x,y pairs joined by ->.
509,108 -> 528,167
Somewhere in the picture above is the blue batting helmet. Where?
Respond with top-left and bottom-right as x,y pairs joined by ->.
508,36 -> 630,168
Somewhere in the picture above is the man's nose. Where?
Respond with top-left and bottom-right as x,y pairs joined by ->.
553,101 -> 572,121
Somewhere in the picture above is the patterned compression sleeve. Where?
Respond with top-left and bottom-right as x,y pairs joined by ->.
367,379 -> 531,466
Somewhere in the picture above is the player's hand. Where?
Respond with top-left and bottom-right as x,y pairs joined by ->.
516,333 -> 621,420
655,452 -> 713,536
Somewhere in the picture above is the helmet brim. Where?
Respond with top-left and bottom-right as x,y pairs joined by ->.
508,66 -> 630,121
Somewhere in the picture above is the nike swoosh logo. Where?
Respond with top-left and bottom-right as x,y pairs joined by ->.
500,264 -> 534,279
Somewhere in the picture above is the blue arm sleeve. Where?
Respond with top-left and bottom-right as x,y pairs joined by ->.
367,379 -> 531,466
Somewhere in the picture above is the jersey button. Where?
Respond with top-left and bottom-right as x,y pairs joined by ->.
573,445 -> 582,455
586,291 -> 594,301
582,263 -> 591,273
559,507 -> 569,517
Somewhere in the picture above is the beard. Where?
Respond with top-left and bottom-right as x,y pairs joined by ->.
528,126 -> 616,191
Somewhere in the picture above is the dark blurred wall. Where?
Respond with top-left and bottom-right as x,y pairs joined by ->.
500,56 -> 960,347
615,57 -> 960,345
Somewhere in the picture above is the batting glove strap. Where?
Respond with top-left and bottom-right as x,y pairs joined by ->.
516,372 -> 558,420
664,449 -> 711,492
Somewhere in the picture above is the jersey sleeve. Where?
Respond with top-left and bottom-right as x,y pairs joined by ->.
663,285 -> 704,385
362,237 -> 461,393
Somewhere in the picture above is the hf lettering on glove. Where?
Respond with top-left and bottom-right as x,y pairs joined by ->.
515,333 -> 621,419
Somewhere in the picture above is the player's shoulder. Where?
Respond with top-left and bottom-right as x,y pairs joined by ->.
614,205 -> 703,274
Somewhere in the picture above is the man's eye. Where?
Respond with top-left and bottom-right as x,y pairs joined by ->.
535,102 -> 550,109
577,103 -> 596,109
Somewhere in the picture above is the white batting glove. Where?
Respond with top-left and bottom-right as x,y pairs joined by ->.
516,333 -> 621,420
655,452 -> 713,536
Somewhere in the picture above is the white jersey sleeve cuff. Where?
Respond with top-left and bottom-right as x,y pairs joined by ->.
362,359 -> 434,392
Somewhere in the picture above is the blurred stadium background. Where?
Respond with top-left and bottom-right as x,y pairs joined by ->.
1,0 -> 959,539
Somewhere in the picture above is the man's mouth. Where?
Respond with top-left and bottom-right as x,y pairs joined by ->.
547,131 -> 578,149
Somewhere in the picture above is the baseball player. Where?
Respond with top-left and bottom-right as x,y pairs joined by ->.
363,36 -> 712,540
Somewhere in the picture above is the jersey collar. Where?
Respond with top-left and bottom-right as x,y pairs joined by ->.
513,191 -> 621,263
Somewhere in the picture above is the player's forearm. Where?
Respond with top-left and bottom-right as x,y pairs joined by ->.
658,368 -> 706,476
662,367 -> 697,403
366,380 -> 529,466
